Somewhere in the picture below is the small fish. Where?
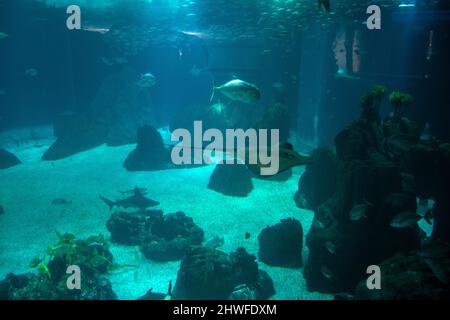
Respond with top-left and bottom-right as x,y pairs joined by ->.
325,240 -> 337,255
51,198 -> 71,205
211,79 -> 260,104
137,73 -> 156,88
204,236 -> 224,249
349,200 -> 372,221
99,187 -> 159,210
390,211 -> 422,228
25,68 -> 38,77
0,32 -> 8,40
321,265 -> 336,281
245,232 -> 251,239
189,65 -> 202,77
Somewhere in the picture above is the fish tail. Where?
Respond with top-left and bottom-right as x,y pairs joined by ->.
99,195 -> 114,210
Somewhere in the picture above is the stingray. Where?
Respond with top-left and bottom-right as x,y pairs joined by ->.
167,142 -> 313,176
243,142 -> 313,176
99,187 -> 159,210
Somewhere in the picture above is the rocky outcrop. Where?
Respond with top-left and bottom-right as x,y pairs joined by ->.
173,246 -> 275,300
208,163 -> 254,197
258,218 -> 303,268
303,113 -> 422,293
123,125 -> 169,171
0,148 -> 21,169
1,233 -> 117,300
43,68 -> 156,160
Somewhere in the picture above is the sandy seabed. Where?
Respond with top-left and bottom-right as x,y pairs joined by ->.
0,127 -> 332,300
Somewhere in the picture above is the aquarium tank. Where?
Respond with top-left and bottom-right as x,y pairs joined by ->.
0,0 -> 450,305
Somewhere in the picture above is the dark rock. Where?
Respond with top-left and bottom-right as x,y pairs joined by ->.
106,210 -> 163,245
354,247 -> 450,299
294,148 -> 337,210
258,218 -> 303,268
208,163 -> 254,197
173,246 -> 274,300
123,125 -> 169,171
43,67 -> 156,160
0,148 -> 21,169
141,211 -> 204,261
254,270 -> 276,300
42,118 -> 105,160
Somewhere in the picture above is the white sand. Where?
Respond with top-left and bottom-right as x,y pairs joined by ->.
0,129 -> 331,300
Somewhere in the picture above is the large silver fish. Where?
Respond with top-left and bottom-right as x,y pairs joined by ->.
211,79 -> 260,104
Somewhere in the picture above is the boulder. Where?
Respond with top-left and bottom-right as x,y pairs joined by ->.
208,163 -> 254,197
258,218 -> 303,268
123,125 -> 169,171
106,210 -> 163,245
0,148 -> 21,169
354,242 -> 450,299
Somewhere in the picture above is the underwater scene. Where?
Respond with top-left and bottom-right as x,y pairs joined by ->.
0,0 -> 450,302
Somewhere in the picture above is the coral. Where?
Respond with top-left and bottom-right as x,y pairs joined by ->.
2,232 -> 117,300
207,163 -> 254,197
173,246 -> 275,300
258,218 -> 303,268
389,91 -> 413,118
141,211 -> 204,261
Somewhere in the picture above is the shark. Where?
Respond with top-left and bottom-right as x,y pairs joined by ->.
99,187 -> 159,210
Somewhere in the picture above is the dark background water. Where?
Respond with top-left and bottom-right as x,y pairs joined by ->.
0,0 -> 449,145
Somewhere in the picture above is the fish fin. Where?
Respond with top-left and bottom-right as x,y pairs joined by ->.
210,78 -> 216,102
99,195 -> 114,210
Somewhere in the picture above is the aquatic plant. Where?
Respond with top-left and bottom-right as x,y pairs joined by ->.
389,91 -> 414,118
360,85 -> 387,111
